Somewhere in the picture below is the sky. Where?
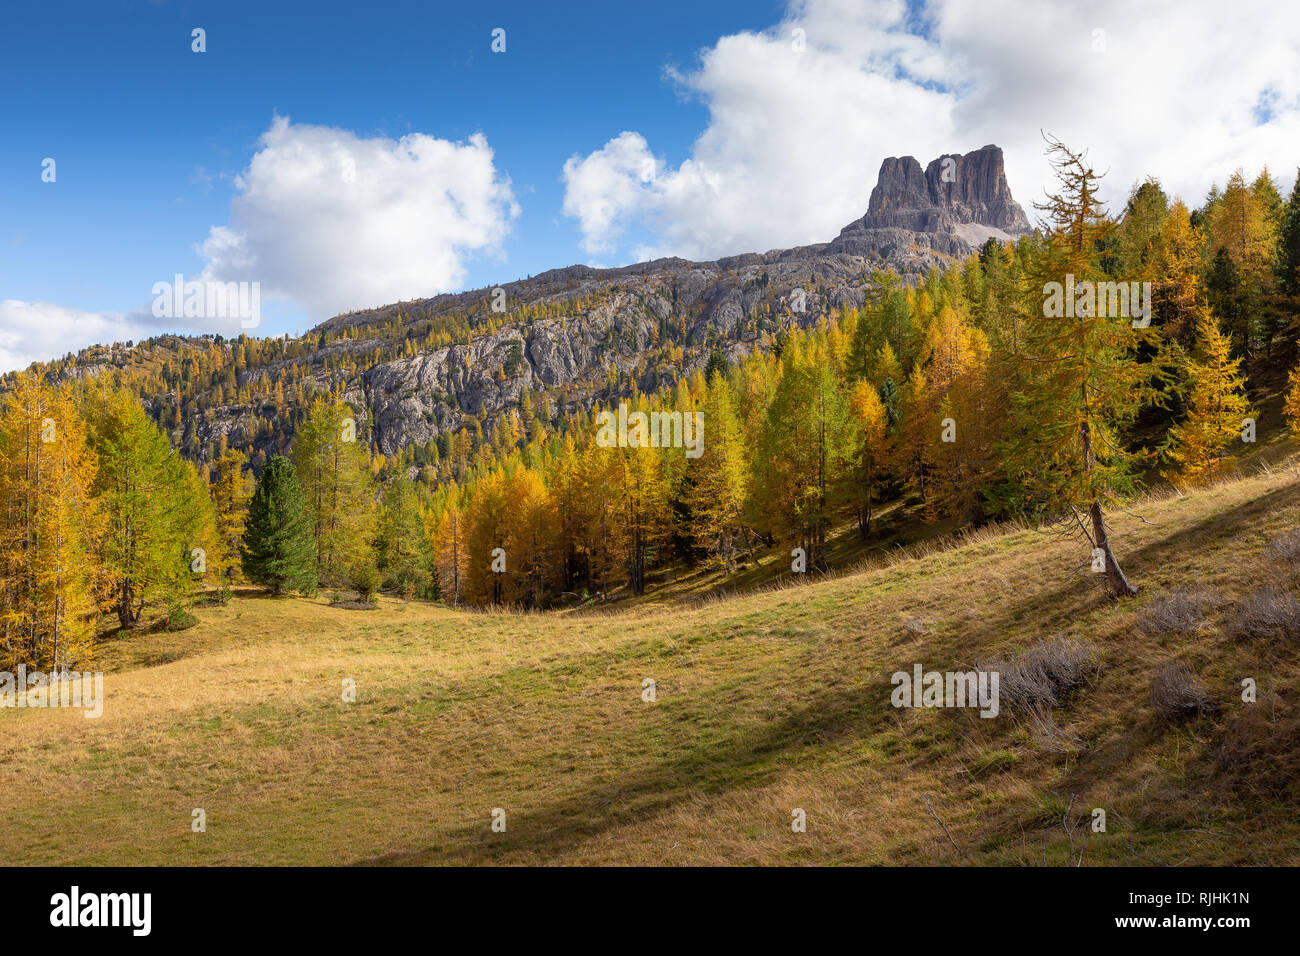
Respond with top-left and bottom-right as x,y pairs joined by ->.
2,0 -> 1299,372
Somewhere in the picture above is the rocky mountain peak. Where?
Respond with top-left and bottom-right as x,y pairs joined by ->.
828,144 -> 1031,263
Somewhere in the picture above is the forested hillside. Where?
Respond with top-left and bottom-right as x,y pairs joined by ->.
3,139 -> 1300,669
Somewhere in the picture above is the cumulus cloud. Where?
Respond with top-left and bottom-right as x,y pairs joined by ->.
200,116 -> 520,319
0,300 -> 156,373
562,0 -> 1300,263
562,132 -> 662,255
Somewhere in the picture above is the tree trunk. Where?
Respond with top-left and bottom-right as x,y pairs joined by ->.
1089,499 -> 1137,598
117,581 -> 138,629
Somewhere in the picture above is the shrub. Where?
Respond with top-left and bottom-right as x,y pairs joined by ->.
165,607 -> 199,632
981,636 -> 1098,716
1231,589 -> 1300,640
1266,529 -> 1300,570
197,586 -> 231,608
1150,662 -> 1216,721
1135,588 -> 1212,636
350,562 -> 381,604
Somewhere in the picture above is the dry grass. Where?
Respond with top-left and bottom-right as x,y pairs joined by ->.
1232,589 -> 1300,641
1135,588 -> 1213,636
2,462 -> 1299,866
1150,662 -> 1217,721
1266,528 -> 1300,571
981,636 -> 1099,716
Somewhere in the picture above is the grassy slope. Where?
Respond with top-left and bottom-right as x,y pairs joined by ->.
2,463 -> 1298,866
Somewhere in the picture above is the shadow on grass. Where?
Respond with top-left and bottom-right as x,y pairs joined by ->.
359,670 -> 902,865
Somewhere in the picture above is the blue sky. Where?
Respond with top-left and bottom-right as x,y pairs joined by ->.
2,0 -> 1297,370
1,0 -> 780,343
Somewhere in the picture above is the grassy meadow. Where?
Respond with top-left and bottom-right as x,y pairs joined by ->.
2,460 -> 1299,866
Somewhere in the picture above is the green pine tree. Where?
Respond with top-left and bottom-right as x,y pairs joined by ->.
1278,168 -> 1300,298
241,455 -> 317,595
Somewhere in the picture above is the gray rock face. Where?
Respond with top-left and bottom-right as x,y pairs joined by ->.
828,144 -> 1032,264
354,254 -> 872,456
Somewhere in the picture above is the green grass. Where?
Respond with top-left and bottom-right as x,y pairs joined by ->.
2,461 -> 1299,865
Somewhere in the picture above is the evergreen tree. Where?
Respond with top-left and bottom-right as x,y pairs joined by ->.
240,455 -> 316,595
1277,169 -> 1300,298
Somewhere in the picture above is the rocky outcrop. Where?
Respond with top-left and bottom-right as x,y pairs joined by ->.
358,255 -> 870,456
828,145 -> 1032,265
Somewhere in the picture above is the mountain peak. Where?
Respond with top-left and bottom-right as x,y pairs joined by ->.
828,144 -> 1031,262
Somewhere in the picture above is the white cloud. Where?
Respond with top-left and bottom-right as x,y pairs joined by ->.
561,132 -> 661,255
0,300 -> 156,373
562,0 -> 1300,263
200,116 -> 520,319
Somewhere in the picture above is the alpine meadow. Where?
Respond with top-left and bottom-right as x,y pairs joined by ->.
2,0 -> 1299,906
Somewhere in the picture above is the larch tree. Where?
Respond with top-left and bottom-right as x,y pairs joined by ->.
751,338 -> 849,572
1151,198 -> 1207,348
1203,169 -> 1276,353
87,389 -> 210,629
212,448 -> 251,584
376,474 -> 434,597
464,467 -> 512,605
1163,309 -> 1251,485
687,375 -> 750,574
0,374 -> 99,671
432,484 -> 467,607
1283,360 -> 1300,439
1001,135 -> 1153,598
291,398 -> 377,587
503,465 -> 559,607
845,379 -> 888,537
929,331 -> 999,524
890,364 -> 933,506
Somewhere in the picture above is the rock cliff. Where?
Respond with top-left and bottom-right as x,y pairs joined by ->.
828,144 -> 1032,268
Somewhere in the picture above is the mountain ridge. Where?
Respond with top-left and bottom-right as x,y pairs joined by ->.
22,145 -> 1036,466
